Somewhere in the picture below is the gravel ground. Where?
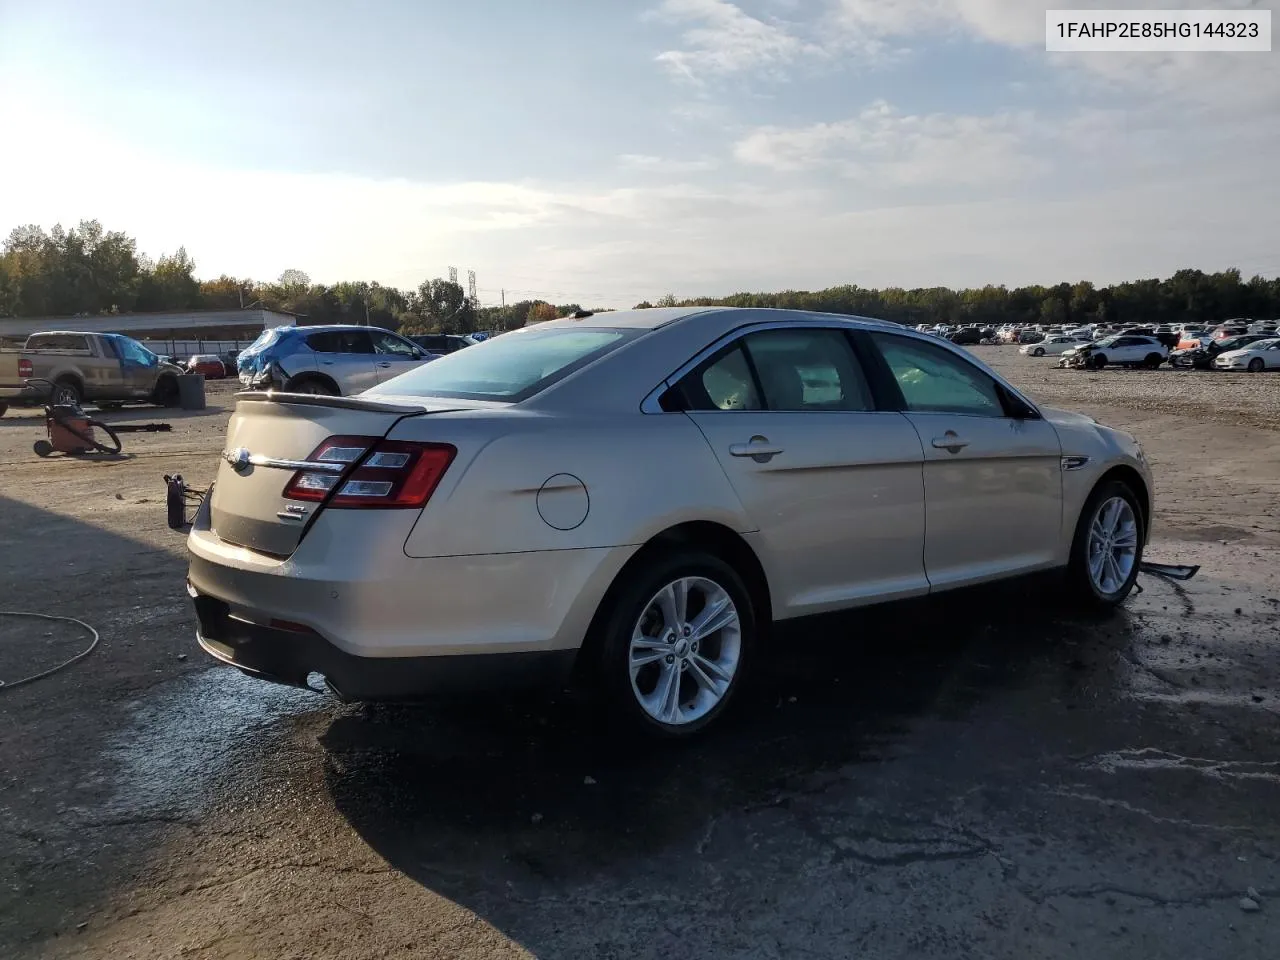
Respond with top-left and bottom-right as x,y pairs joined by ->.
1,351 -> 1279,960
980,346 -> 1280,431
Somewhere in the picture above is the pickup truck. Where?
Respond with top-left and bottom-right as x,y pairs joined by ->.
0,330 -> 186,415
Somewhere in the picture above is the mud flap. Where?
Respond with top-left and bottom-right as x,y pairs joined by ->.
1138,561 -> 1200,581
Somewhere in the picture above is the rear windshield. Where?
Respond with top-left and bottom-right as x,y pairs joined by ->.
368,326 -> 636,401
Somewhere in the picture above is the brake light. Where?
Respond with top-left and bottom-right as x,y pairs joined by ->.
18,359 -> 32,378
282,436 -> 456,509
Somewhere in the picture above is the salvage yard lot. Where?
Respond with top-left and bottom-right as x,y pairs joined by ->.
1,345 -> 1279,960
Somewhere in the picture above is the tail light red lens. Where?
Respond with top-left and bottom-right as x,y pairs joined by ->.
282,435 -> 456,509
18,359 -> 33,378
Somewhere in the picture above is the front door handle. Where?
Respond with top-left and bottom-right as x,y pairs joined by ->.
931,431 -> 968,453
376,361 -> 392,368
728,436 -> 784,462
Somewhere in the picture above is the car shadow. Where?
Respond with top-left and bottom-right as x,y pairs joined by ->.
322,577 -> 1133,942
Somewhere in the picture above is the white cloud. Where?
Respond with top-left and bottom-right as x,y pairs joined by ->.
618,153 -> 720,174
649,0 -> 823,80
734,100 -> 1045,185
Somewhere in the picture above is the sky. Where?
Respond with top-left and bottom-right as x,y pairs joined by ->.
0,0 -> 1276,308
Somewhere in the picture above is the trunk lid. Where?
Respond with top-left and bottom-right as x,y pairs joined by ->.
209,392 -> 460,556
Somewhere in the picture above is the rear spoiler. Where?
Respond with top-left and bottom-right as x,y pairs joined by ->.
235,390 -> 429,414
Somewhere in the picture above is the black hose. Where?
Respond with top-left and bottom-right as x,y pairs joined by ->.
59,416 -> 123,455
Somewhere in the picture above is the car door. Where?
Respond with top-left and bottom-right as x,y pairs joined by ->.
113,336 -> 162,397
866,332 -> 1062,590
672,325 -> 928,617
370,330 -> 428,383
312,330 -> 378,395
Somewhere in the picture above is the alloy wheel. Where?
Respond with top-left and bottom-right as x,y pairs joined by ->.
1087,496 -> 1139,595
628,576 -> 741,726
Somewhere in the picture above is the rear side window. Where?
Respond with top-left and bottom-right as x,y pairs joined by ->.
745,329 -> 872,411
307,330 -> 374,354
682,345 -> 762,411
870,333 -> 1005,417
369,327 -> 634,401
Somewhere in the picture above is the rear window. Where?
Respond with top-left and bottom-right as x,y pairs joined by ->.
369,326 -> 635,401
27,333 -> 90,353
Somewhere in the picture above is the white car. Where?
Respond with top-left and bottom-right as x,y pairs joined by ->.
1021,335 -> 1091,357
1062,335 -> 1168,369
189,307 -> 1153,737
1213,338 -> 1280,372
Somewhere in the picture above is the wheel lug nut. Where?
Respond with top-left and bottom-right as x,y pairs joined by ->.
665,654 -> 674,664
682,625 -> 691,636
691,641 -> 699,652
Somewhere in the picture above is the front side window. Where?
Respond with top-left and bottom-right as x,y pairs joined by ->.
372,331 -> 419,358
370,326 -> 634,401
115,336 -> 158,367
870,333 -> 1005,417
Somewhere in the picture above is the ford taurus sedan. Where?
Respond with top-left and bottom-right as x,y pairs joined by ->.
188,308 -> 1153,737
1213,338 -> 1280,372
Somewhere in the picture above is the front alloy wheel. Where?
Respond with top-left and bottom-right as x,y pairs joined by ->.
1068,480 -> 1144,605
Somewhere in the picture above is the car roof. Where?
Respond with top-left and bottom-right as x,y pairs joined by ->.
283,324 -> 396,334
530,305 -> 901,333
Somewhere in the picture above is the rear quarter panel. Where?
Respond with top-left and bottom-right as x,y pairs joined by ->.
399,411 -> 751,558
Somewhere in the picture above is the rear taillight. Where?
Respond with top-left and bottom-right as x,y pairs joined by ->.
282,435 -> 456,509
18,359 -> 33,378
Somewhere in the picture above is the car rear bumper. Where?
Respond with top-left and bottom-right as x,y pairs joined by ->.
192,590 -> 577,699
186,490 -> 638,669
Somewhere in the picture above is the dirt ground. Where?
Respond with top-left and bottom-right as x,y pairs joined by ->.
1,348 -> 1278,960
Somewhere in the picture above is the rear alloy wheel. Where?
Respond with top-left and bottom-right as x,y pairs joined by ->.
1143,353 -> 1163,369
1033,347 -> 1045,357
596,551 -> 755,737
1248,358 -> 1264,373
1068,480 -> 1144,606
1092,355 -> 1108,369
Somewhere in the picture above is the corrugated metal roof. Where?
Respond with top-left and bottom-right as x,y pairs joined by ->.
0,309 -> 297,338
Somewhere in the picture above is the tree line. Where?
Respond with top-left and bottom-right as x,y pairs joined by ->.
638,270 -> 1280,330
3,220 -> 1276,335
0,221 -> 584,335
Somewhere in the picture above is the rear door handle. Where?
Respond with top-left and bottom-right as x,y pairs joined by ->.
728,436 -> 784,462
931,431 -> 968,453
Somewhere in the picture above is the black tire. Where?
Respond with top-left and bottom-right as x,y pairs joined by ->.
1143,353 -> 1163,369
1092,355 -> 1107,369
0,402 -> 8,417
1248,358 -> 1264,373
33,439 -> 53,457
591,549 -> 757,738
1032,347 -> 1045,357
1067,479 -> 1145,607
52,379 -> 82,407
152,376 -> 180,407
287,376 -> 340,396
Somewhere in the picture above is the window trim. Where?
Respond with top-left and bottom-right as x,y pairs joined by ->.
643,318 -> 1040,418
